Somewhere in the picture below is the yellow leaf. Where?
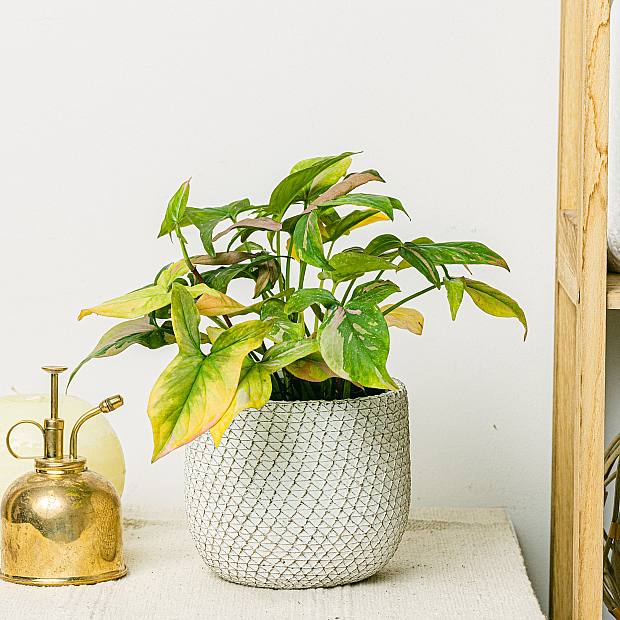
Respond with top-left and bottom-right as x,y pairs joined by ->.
381,306 -> 424,335
210,361 -> 272,447
286,352 -> 337,382
206,326 -> 225,343
78,283 -> 207,321
349,211 -> 390,231
195,288 -> 246,316
286,237 -> 300,261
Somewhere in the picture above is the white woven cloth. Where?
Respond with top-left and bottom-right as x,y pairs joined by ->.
0,507 -> 543,620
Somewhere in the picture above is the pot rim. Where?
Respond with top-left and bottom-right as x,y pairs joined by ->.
264,378 -> 406,407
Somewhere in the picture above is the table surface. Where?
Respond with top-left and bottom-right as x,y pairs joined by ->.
0,507 -> 544,620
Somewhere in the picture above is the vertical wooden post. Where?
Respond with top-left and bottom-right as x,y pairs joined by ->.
551,0 -> 610,618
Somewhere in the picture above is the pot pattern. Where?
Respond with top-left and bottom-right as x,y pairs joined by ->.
184,384 -> 410,589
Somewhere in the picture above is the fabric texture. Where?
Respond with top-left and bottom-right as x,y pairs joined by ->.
0,507 -> 544,619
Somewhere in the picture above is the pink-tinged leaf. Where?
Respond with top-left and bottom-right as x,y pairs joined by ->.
309,170 -> 385,209
192,252 -> 254,266
286,352 -> 338,383
195,288 -> 246,316
211,218 -> 282,243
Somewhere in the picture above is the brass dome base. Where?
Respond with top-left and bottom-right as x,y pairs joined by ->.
0,565 -> 127,586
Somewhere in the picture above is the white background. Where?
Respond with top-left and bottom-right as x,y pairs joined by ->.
0,1 -> 558,612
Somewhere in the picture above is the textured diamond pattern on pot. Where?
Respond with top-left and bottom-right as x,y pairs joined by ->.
184,384 -> 410,589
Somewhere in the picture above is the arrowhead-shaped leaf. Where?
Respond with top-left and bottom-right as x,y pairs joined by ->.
158,180 -> 190,238
148,286 -> 271,460
463,278 -> 527,338
318,299 -> 397,390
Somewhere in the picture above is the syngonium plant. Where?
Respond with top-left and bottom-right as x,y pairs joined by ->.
73,152 -> 527,461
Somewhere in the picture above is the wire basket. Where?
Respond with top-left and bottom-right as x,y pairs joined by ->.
604,433 -> 620,617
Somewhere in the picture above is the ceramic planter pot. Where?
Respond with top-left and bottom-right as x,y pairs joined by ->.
184,382 -> 410,589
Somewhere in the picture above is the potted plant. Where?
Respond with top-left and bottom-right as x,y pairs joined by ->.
73,152 -> 526,589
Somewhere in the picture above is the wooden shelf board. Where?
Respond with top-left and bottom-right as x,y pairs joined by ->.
608,273 -> 620,309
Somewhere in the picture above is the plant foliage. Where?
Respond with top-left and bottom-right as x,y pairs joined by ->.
74,153 -> 526,459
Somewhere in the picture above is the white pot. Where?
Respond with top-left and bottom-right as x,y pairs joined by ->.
184,382 -> 410,589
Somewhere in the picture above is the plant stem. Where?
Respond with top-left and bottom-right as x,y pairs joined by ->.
374,270 -> 385,282
342,381 -> 351,399
176,228 -> 204,286
341,278 -> 357,304
382,284 -> 438,315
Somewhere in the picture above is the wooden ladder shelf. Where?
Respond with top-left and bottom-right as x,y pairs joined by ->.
551,0 -> 611,618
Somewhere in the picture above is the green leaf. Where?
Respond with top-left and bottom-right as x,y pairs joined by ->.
68,317 -> 169,387
324,209 -> 389,242
148,287 -> 271,460
290,156 -> 353,203
319,250 -> 396,283
182,199 -> 253,256
184,208 -> 228,257
261,338 -> 320,373
286,352 -> 338,382
292,211 -> 332,270
268,152 -> 356,220
463,278 -> 527,338
444,277 -> 465,320
158,180 -> 190,238
365,234 -> 402,257
407,241 -> 509,270
320,193 -> 407,219
260,299 -> 304,342
171,284 -> 202,355
381,306 -> 424,335
398,244 -> 441,287
350,280 -> 400,306
318,298 -> 397,390
284,288 -> 338,314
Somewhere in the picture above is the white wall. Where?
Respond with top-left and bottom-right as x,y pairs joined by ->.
0,1 -> 558,612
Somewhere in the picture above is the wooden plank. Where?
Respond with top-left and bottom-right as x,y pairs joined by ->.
551,0 -> 610,618
607,273 -> 620,308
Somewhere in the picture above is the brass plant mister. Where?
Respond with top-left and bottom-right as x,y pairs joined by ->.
0,366 -> 127,586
